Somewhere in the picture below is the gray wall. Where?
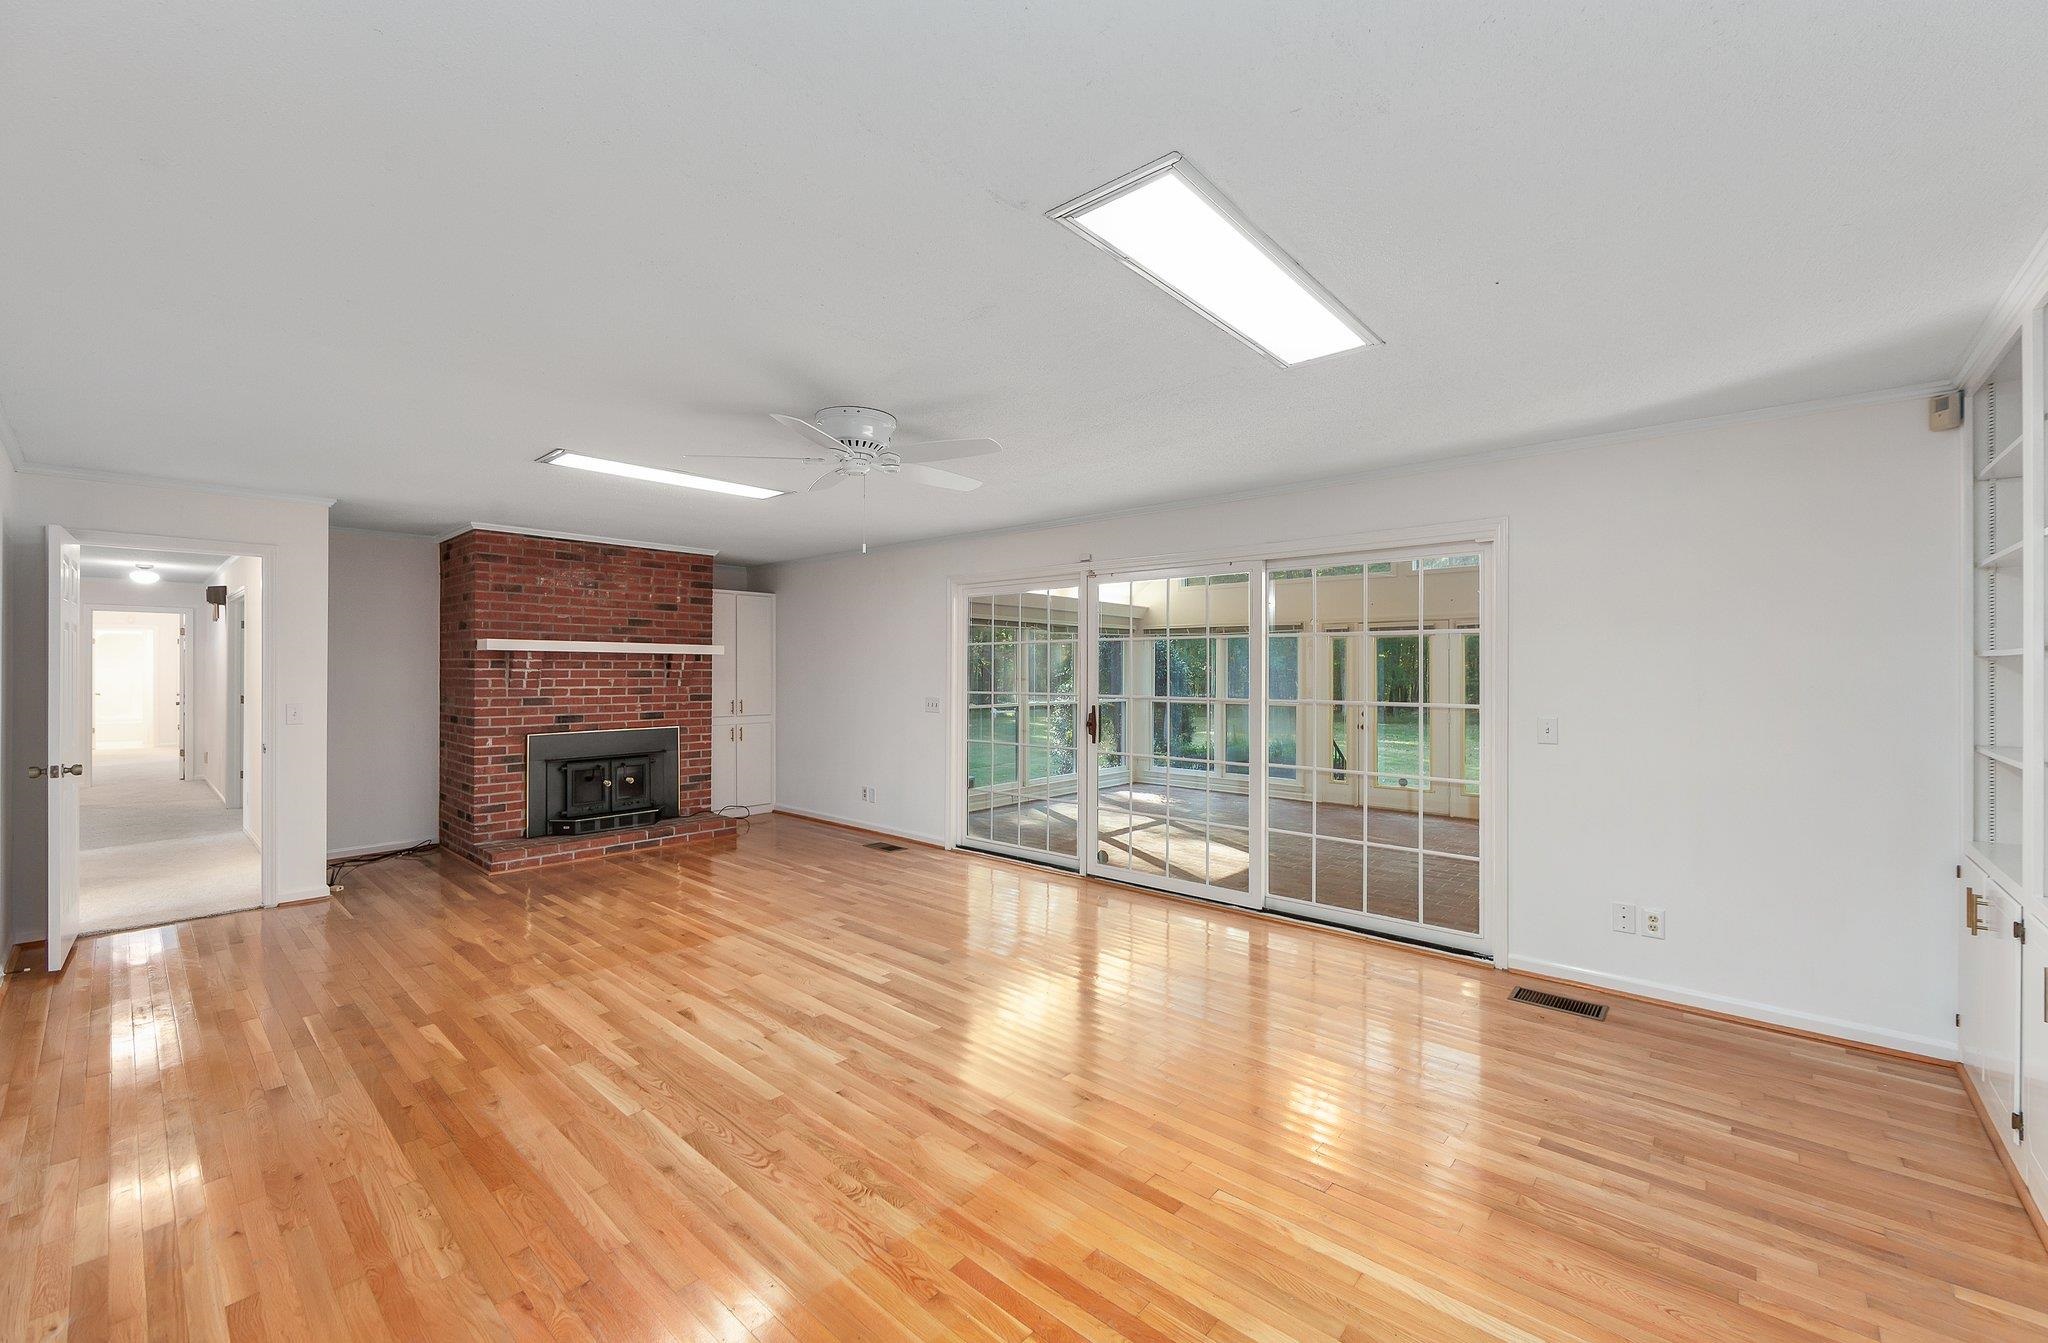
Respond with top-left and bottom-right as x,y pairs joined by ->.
327,529 -> 440,855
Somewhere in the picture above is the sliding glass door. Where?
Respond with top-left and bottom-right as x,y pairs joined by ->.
1261,553 -> 1487,953
957,546 -> 1493,955
1088,566 -> 1260,907
961,584 -> 1082,866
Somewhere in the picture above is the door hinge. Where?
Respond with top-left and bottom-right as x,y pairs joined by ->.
1956,863 -> 1964,879
1956,1012 -> 1963,1027
2013,1110 -> 2025,1140
2018,920 -> 2029,944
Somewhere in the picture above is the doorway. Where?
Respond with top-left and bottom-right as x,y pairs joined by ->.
956,540 -> 1500,958
72,545 -> 263,936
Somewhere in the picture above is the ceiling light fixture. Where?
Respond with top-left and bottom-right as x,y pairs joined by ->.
538,449 -> 784,499
129,563 -> 161,585
1049,152 -> 1377,366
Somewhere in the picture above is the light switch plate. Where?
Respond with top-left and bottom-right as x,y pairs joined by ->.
1611,902 -> 1636,934
924,696 -> 941,714
285,703 -> 303,725
1538,716 -> 1559,745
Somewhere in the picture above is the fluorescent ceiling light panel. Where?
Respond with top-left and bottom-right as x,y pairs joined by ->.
539,450 -> 783,499
1050,153 -> 1377,366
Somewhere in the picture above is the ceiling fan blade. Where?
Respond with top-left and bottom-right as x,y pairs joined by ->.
807,469 -> 848,492
896,463 -> 983,492
891,437 -> 1001,465
676,453 -> 834,463
771,413 -> 854,457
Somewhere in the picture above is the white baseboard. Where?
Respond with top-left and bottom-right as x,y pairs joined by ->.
326,837 -> 436,860
1507,956 -> 1957,1062
772,806 -> 945,849
206,778 -> 227,806
272,887 -> 333,908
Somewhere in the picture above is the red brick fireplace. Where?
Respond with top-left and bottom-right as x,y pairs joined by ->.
439,528 -> 735,871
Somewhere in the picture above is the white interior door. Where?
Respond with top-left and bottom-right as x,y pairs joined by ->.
46,525 -> 83,972
224,594 -> 244,809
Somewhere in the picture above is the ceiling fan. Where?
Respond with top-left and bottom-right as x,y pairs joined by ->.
679,406 -> 1002,551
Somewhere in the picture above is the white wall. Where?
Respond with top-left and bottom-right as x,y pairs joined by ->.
761,398 -> 1964,1057
327,529 -> 439,855
4,475 -> 331,943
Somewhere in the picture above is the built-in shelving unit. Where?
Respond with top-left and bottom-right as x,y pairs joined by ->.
1959,309 -> 2048,1217
1970,335 -> 2031,885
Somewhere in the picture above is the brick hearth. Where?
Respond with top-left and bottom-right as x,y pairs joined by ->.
439,529 -> 734,871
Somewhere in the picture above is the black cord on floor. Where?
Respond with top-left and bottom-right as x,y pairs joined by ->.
327,840 -> 439,888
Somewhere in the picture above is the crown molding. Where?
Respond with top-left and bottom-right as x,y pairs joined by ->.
435,521 -> 718,557
765,380 -> 1950,567
8,458 -> 337,507
1956,217 -> 2048,390
0,397 -> 26,472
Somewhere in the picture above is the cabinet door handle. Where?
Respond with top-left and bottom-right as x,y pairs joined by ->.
739,726 -> 745,741
739,699 -> 745,715
1966,886 -> 1987,935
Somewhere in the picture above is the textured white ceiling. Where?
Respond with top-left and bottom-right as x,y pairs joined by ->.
4,2 -> 2047,563
79,546 -> 234,583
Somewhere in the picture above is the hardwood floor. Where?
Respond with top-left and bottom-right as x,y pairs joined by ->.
3,814 -> 2045,1341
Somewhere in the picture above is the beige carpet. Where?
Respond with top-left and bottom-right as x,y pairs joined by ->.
80,748 -> 260,934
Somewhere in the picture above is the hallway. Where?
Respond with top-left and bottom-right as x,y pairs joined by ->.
80,745 -> 259,933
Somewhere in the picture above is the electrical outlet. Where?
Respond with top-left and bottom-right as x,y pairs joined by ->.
1611,902 -> 1637,934
1641,907 -> 1666,938
859,786 -> 870,802
868,786 -> 877,803
1538,716 -> 1560,745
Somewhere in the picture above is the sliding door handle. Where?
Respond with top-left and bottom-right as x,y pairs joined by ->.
1084,707 -> 1099,743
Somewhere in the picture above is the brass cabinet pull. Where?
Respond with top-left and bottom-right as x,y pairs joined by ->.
1966,886 -> 1988,935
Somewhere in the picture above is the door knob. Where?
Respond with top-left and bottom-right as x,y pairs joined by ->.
61,764 -> 83,776
27,766 -> 46,779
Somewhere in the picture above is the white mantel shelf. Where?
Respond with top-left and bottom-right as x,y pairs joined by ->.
478,639 -> 724,655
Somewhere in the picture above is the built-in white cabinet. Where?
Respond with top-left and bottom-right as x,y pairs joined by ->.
712,590 -> 775,720
1962,862 -> 2025,1158
711,590 -> 775,812
711,719 -> 774,811
2025,920 -> 2048,1195
1958,308 -> 2048,1215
